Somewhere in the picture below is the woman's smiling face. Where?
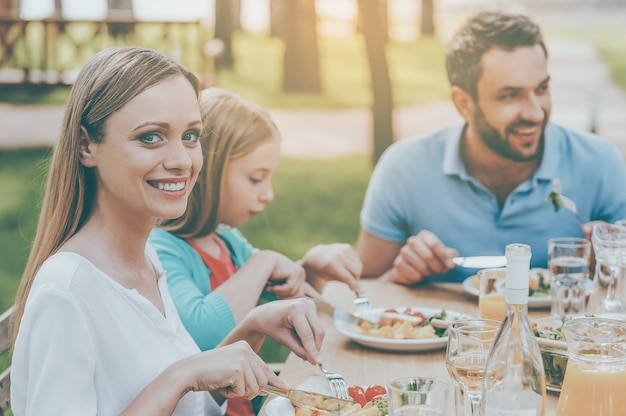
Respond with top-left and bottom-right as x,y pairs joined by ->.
80,75 -> 203,222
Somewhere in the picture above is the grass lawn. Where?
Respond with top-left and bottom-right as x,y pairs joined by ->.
0,148 -> 370,312
0,148 -> 51,311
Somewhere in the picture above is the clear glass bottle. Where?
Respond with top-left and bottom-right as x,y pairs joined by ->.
482,243 -> 546,416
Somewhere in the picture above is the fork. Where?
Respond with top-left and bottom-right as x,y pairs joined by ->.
353,290 -> 371,314
318,363 -> 350,400
560,194 -> 584,229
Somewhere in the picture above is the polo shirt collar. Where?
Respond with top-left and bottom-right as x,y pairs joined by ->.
442,121 -> 467,177
442,121 -> 562,184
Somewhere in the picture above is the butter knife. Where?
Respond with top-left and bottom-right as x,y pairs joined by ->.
453,256 -> 506,269
263,385 -> 357,411
311,298 -> 378,326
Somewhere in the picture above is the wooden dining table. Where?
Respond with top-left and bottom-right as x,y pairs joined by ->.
261,275 -> 559,415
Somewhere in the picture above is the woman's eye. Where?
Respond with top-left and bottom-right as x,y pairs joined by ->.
183,130 -> 200,143
250,177 -> 262,184
139,133 -> 162,144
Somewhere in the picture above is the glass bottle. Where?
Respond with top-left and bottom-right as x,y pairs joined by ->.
482,243 -> 546,416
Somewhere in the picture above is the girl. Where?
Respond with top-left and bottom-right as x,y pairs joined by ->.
10,47 -> 323,416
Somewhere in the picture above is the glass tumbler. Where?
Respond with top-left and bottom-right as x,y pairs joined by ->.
548,237 -> 591,316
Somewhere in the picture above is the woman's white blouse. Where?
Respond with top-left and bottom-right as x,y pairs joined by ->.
11,247 -> 223,416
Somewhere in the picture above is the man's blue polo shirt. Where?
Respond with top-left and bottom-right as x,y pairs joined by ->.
360,122 -> 626,282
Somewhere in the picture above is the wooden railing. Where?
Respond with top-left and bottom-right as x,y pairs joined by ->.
0,13 -> 216,86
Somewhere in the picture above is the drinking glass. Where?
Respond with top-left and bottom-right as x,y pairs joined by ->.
445,319 -> 500,416
589,224 -> 626,314
478,268 -> 506,321
387,377 -> 451,416
548,237 -> 591,316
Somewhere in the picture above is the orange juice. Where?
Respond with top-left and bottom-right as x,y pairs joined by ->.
479,293 -> 505,321
556,360 -> 626,416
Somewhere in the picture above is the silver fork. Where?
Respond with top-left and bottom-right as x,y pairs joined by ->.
353,290 -> 371,314
560,194 -> 584,229
318,363 -> 349,400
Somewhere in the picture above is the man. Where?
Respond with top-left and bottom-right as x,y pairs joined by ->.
356,11 -> 626,284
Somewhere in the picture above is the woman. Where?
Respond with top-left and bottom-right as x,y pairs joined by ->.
10,47 -> 323,416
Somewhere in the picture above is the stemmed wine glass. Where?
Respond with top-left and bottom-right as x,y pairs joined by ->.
589,223 -> 626,314
446,319 -> 500,416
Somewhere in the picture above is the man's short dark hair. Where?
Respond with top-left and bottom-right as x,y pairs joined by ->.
445,11 -> 547,99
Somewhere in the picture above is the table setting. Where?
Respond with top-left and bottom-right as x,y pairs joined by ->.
261,226 -> 626,416
261,276 -> 560,416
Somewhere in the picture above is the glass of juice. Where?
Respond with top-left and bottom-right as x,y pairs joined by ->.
478,268 -> 506,321
556,317 -> 626,416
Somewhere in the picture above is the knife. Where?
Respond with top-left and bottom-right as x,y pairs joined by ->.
311,298 -> 378,327
263,385 -> 357,411
453,256 -> 507,269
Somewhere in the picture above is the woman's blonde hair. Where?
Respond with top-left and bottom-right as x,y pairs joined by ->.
11,46 -> 201,346
160,87 -> 280,238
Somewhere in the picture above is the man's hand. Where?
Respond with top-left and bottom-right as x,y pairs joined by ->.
391,230 -> 458,285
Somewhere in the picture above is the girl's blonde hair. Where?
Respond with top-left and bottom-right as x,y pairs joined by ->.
11,46 -> 201,346
160,87 -> 280,238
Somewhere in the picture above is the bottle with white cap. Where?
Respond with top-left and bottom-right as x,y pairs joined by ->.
482,243 -> 546,416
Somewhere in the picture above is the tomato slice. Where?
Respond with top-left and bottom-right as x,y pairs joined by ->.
365,384 -> 387,402
405,310 -> 426,324
348,385 -> 367,406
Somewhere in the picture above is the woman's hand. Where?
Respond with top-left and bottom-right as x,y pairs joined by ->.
301,243 -> 363,292
181,341 -> 287,399
124,341 -> 289,415
224,298 -> 324,365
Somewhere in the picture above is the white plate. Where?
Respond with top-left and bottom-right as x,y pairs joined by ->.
462,268 -> 552,309
264,377 -> 348,416
265,396 -> 296,416
334,307 -> 466,352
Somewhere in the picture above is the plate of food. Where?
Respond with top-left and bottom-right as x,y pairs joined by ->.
264,377 -> 387,416
532,315 -> 568,393
333,306 -> 467,352
462,268 -> 552,308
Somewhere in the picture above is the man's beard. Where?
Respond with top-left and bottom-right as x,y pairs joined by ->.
474,105 -> 546,162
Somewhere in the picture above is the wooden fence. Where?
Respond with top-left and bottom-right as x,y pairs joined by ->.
0,12 -> 217,86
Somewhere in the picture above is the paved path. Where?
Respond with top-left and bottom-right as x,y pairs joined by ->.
1,38 -> 626,158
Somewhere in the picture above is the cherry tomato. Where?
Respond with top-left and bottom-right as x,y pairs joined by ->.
365,384 -> 387,402
348,385 -> 367,406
